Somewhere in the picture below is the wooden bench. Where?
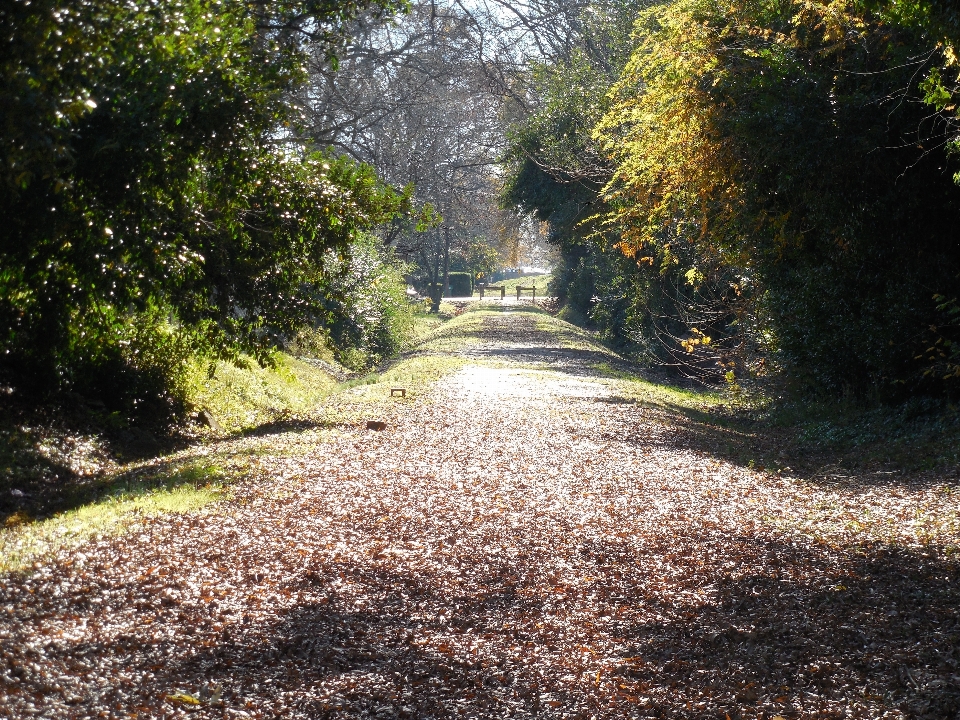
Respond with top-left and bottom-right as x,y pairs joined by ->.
516,285 -> 537,300
478,285 -> 506,299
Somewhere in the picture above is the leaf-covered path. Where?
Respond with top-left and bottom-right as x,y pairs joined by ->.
3,308 -> 959,719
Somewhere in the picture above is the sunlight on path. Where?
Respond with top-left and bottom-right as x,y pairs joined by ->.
447,365 -> 611,401
1,309 -> 957,720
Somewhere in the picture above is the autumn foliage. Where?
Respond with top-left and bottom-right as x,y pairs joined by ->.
506,0 -> 960,397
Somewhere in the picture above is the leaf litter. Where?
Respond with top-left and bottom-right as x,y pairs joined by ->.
1,308 -> 958,719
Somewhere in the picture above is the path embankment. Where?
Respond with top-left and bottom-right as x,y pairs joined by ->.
1,306 -> 958,719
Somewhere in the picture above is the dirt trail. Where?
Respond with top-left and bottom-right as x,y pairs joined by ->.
2,309 -> 958,719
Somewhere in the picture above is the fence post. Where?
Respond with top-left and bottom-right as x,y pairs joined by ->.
516,286 -> 521,300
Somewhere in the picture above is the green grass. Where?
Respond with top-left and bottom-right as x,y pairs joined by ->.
531,311 -> 611,354
186,306 -> 466,432
615,374 -> 724,410
1,458 -> 229,572
186,353 -> 339,434
414,307 -> 487,350
334,355 -> 469,406
406,303 -> 465,342
409,311 -> 447,340
530,309 -> 729,415
1,350 -> 342,571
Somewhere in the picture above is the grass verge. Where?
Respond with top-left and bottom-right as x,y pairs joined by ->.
328,306 -> 492,405
1,308 -> 470,571
1,457 -> 232,572
186,353 -> 339,434
540,301 -> 960,479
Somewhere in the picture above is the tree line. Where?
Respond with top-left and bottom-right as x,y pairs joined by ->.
503,0 -> 960,399
0,0 -> 565,420
4,0 -> 959,420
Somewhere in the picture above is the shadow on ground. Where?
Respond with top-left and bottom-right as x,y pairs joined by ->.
151,537 -> 960,718
237,417 -> 356,439
4,529 -> 956,718
604,394 -> 960,488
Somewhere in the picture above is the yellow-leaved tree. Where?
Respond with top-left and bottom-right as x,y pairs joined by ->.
594,0 -> 960,396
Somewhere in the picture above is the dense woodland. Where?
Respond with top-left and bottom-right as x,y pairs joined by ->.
504,0 -> 960,398
3,0 -> 960,418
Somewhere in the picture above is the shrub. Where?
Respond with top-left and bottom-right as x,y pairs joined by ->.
0,0 -> 408,398
307,234 -> 414,370
57,302 -> 213,428
447,272 -> 473,298
595,0 -> 960,397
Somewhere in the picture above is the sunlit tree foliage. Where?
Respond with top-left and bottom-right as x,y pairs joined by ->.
591,0 -> 960,395
0,0 -> 407,405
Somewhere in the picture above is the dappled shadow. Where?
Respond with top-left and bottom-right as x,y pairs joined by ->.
465,344 -> 640,378
0,389 -> 206,522
616,395 -> 960,489
593,397 -> 774,468
163,563 -> 553,717
2,437 -> 230,524
461,304 -> 656,381
5,305 -> 959,719
1,415 -> 367,522
236,417 -> 357,439
599,531 -> 960,720
3,526 -> 957,718
0,451 -> 84,521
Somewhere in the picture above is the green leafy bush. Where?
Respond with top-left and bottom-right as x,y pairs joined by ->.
0,0 -> 408,402
447,273 -> 473,298
63,303 -> 205,427
308,235 -> 414,370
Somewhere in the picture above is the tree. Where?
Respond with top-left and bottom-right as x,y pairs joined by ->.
498,0 -> 723,372
595,0 -> 960,395
299,1 -> 614,305
0,0 -> 407,405
299,1 -> 517,307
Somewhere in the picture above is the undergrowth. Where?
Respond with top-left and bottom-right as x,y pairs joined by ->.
551,299 -> 960,477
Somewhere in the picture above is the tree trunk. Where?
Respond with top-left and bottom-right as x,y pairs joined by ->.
430,233 -> 443,313
442,226 -> 451,298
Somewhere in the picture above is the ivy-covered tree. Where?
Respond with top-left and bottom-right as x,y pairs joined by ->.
500,0 -> 736,376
